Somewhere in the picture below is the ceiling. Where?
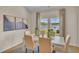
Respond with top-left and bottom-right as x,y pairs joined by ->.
25,6 -> 65,12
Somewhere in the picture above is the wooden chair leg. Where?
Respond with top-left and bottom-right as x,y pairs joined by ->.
52,45 -> 56,53
32,50 -> 34,53
38,46 -> 39,53
26,48 -> 27,53
52,50 -> 56,53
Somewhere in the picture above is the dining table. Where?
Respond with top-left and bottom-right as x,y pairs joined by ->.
31,34 -> 65,52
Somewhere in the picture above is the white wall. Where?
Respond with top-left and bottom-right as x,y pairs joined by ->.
77,7 -> 79,47
0,6 -> 30,52
30,7 -> 79,47
65,7 -> 78,46
40,10 -> 59,18
0,30 -> 25,52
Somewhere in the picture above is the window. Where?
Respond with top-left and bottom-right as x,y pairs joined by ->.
16,18 -> 23,30
40,18 -> 48,34
40,17 -> 60,36
3,15 -> 28,31
50,17 -> 60,36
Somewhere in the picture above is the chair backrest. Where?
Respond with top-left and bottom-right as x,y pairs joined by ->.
64,35 -> 71,52
39,34 -> 48,38
24,30 -> 31,36
24,35 -> 34,49
39,37 -> 51,53
65,35 -> 71,45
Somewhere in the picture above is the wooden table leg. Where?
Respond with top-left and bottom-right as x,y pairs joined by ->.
52,45 -> 56,53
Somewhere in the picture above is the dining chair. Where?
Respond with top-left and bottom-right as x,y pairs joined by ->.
54,35 -> 71,53
64,35 -> 71,52
23,35 -> 34,53
39,37 -> 54,53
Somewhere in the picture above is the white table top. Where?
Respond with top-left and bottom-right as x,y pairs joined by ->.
32,35 -> 65,46
51,36 -> 64,45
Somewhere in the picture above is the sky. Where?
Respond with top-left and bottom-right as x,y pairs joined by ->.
41,17 -> 60,23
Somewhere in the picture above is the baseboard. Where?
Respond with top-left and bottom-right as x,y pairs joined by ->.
54,43 -> 79,49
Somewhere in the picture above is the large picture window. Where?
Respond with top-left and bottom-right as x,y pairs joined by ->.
40,17 -> 60,36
